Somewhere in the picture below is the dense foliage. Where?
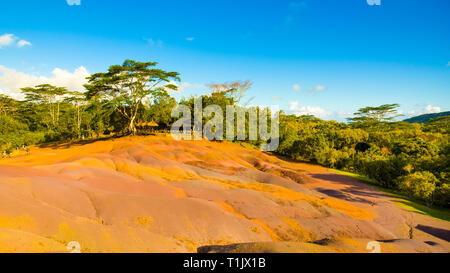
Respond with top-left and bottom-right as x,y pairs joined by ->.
277,110 -> 450,207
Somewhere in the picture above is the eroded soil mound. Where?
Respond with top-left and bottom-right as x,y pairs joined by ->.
0,136 -> 448,253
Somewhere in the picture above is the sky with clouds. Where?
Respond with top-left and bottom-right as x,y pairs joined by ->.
0,0 -> 449,121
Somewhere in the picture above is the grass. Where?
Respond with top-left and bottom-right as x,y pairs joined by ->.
329,169 -> 450,222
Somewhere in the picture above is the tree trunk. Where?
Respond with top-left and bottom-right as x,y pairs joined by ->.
50,104 -> 56,128
129,116 -> 137,135
57,102 -> 60,125
129,101 -> 140,135
77,106 -> 81,139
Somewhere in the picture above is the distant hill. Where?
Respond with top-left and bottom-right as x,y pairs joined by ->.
404,111 -> 450,123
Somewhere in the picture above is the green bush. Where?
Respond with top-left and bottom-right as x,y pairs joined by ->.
0,131 -> 46,150
433,184 -> 450,207
398,171 -> 438,205
0,115 -> 28,134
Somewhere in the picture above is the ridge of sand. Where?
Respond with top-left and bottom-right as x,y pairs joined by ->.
0,135 -> 448,253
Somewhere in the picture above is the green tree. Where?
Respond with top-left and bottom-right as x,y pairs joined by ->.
0,94 -> 18,116
208,80 -> 253,105
434,184 -> 450,207
348,104 -> 403,126
84,60 -> 180,135
21,84 -> 68,129
65,91 -> 88,139
84,95 -> 114,137
147,92 -> 177,127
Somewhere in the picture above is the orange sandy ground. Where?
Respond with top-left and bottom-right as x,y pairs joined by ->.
0,135 -> 448,253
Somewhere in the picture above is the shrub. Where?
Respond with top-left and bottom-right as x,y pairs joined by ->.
433,184 -> 450,207
0,115 -> 28,134
398,171 -> 438,205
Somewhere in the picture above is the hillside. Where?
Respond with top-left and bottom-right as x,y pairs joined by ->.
404,111 -> 450,123
0,135 -> 448,253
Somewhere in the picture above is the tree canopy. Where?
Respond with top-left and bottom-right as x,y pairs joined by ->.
84,59 -> 180,134
207,80 -> 253,105
348,103 -> 403,126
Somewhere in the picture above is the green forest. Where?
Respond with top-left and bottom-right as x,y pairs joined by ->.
0,60 -> 449,208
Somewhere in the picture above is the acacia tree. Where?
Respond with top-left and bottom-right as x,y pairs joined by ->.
348,104 -> 403,126
208,80 -> 253,105
21,84 -> 68,129
84,60 -> 180,135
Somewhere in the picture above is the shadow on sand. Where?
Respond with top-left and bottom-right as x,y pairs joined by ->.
38,135 -> 119,149
38,133 -> 156,150
415,225 -> 450,242
310,173 -> 392,199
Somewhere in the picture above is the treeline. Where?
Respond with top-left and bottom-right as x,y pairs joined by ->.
0,60 -> 180,149
0,60 -> 258,151
0,59 -> 448,207
277,105 -> 450,207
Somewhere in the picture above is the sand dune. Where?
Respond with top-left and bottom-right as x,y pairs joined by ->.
0,136 -> 448,253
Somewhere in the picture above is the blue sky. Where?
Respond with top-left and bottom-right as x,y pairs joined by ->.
0,0 -> 449,121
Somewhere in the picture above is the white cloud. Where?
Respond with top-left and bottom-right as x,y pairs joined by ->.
447,61 -> 450,67
292,84 -> 301,92
17,40 -> 32,48
0,65 -> 90,99
0,34 -> 32,48
425,105 -> 441,113
178,82 -> 204,92
0,34 -> 15,48
407,105 -> 441,117
186,37 -> 195,41
293,83 -> 326,95
289,101 -> 331,118
66,0 -> 81,6
272,96 -> 281,100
